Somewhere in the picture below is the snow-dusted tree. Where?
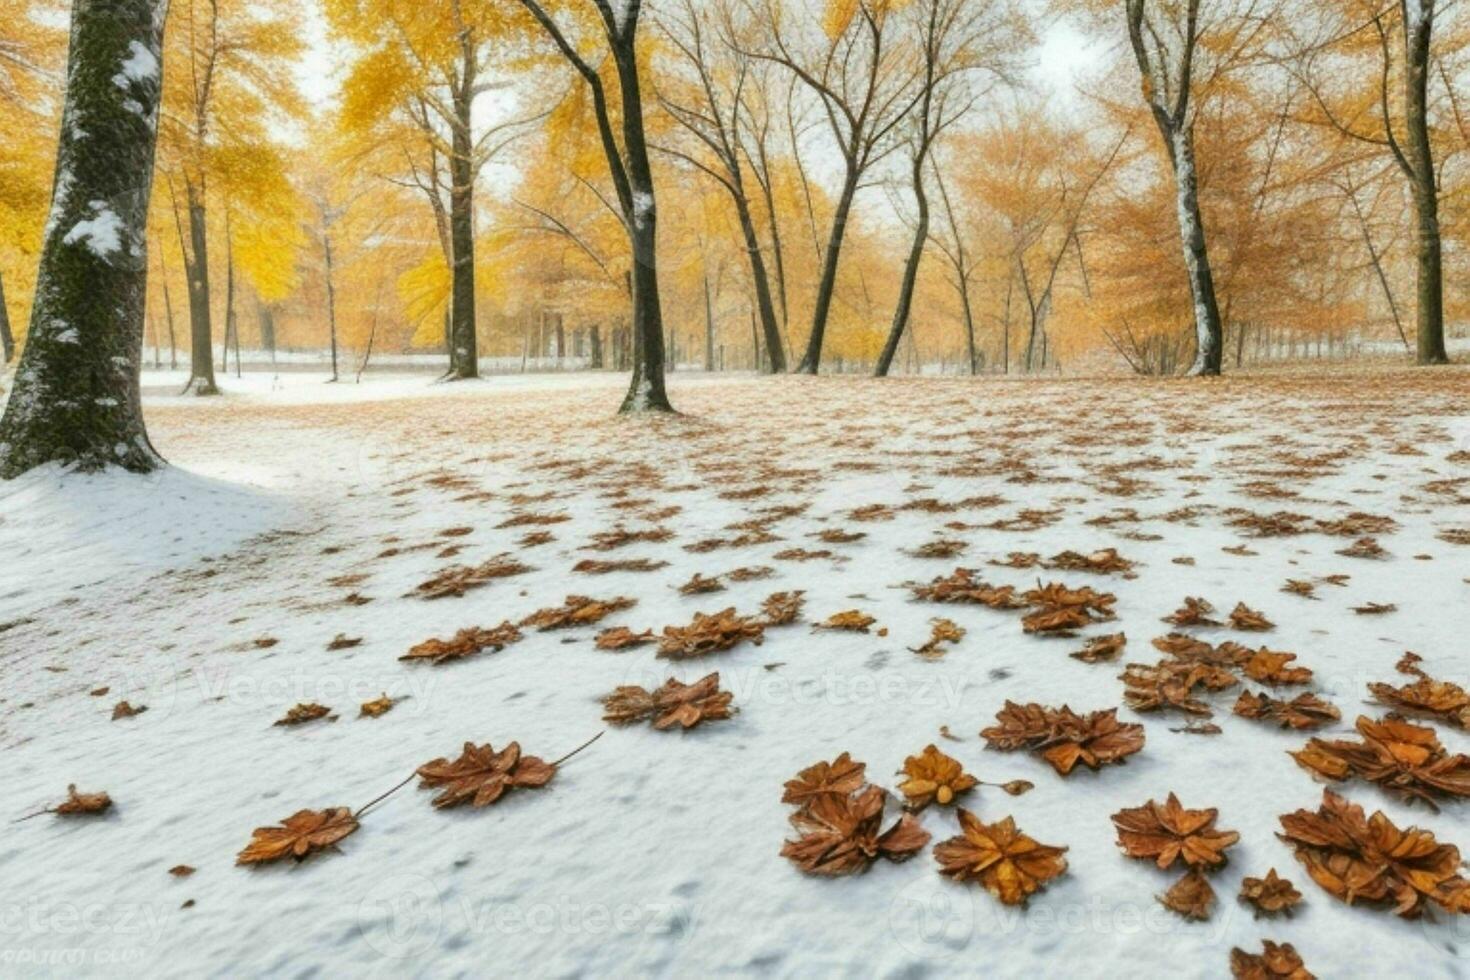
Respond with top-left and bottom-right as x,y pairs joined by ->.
516,0 -> 673,413
0,0 -> 168,478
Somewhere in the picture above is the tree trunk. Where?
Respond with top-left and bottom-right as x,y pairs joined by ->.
589,323 -> 603,369
1165,126 -> 1224,375
223,217 -> 239,377
875,157 -> 931,378
446,85 -> 479,380
257,300 -> 276,363
614,39 -> 672,413
0,271 -> 14,363
704,274 -> 715,371
731,192 -> 784,373
797,168 -> 859,375
182,179 -> 217,394
1403,1 -> 1448,364
161,259 -> 177,369
324,232 -> 339,382
0,0 -> 167,477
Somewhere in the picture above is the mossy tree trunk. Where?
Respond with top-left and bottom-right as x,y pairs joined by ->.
0,0 -> 169,478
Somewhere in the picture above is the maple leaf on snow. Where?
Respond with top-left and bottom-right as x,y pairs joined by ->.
782,753 -> 867,808
1112,793 -> 1240,871
781,785 -> 930,876
236,807 -> 359,865
602,672 -> 736,730
415,741 -> 556,809
933,809 -> 1068,906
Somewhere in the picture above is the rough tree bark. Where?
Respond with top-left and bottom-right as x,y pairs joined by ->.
518,0 -> 672,412
0,0 -> 168,477
1126,0 -> 1224,376
446,68 -> 479,379
1400,0 -> 1448,364
0,272 -> 14,363
181,179 -> 218,393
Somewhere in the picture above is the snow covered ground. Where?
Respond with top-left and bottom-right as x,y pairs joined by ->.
2,367 -> 1469,977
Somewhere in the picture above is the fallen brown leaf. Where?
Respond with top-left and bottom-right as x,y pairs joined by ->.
236,808 -> 358,865
933,809 -> 1068,906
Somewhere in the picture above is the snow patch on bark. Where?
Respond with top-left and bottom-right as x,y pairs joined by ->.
62,202 -> 124,259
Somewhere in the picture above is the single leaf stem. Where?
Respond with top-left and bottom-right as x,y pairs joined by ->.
355,771 -> 417,819
550,730 -> 605,767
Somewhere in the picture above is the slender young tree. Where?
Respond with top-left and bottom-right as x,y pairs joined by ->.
1291,0 -> 1449,365
738,0 -> 926,374
516,0 -> 673,413
1122,0 -> 1226,375
656,0 -> 785,373
0,0 -> 169,477
0,272 -> 14,363
874,0 -> 1020,377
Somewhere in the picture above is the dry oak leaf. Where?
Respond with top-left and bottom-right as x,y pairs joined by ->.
910,568 -> 1026,609
1021,605 -> 1092,635
573,558 -> 670,574
1022,582 -> 1117,619
760,591 -> 806,626
897,744 -> 979,810
1072,633 -> 1126,664
1121,661 -> 1237,716
1234,691 -> 1340,730
1244,649 -> 1313,686
782,752 -> 867,808
520,595 -> 635,631
415,741 -> 556,809
1240,868 -> 1303,918
1230,941 -> 1315,980
1160,869 -> 1216,921
359,694 -> 399,718
1112,793 -> 1240,871
112,700 -> 147,720
911,619 -> 965,659
781,785 -> 930,876
933,809 -> 1068,906
400,623 -> 522,665
1229,602 -> 1275,631
677,573 -> 725,595
601,672 -> 735,730
595,627 -> 656,651
1046,548 -> 1133,575
657,608 -> 765,659
816,610 -> 876,632
1277,789 -> 1470,917
235,808 -> 358,865
412,556 -> 531,599
1152,634 -> 1251,668
54,784 -> 112,817
274,703 -> 333,727
1368,656 -> 1470,729
1163,597 -> 1221,627
1290,716 -> 1470,809
981,702 -> 1145,776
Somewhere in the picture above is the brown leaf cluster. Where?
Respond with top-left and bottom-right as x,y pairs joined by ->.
1229,602 -> 1275,631
1291,716 -> 1470,809
1234,691 -> 1340,730
236,807 -> 358,865
1071,632 -> 1126,663
1239,868 -> 1303,918
1121,661 -> 1237,715
1230,941 -> 1314,979
602,672 -> 735,730
416,741 -> 556,809
657,608 -> 765,659
910,568 -> 1025,609
816,610 -> 876,632
981,701 -> 1145,775
520,595 -> 635,631
54,784 -> 112,817
401,623 -> 522,665
1278,789 -> 1470,917
1368,652 -> 1470,728
413,555 -> 532,599
1163,597 -> 1221,627
274,703 -> 333,727
573,558 -> 670,574
760,590 -> 806,626
896,744 -> 978,810
595,626 -> 656,650
781,783 -> 930,876
933,809 -> 1068,906
1020,582 -> 1117,635
1112,793 -> 1240,871
911,619 -> 964,658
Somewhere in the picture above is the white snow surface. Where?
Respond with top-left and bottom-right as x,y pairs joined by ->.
62,203 -> 125,259
2,369 -> 1470,977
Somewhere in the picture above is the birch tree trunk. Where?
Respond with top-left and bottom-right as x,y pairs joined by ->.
0,0 -> 169,477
